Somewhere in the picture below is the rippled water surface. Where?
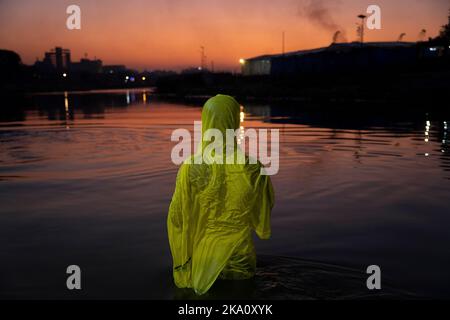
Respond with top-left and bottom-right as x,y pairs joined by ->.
1,89 -> 449,299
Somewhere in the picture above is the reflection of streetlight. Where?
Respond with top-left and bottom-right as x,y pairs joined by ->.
237,105 -> 245,145
64,91 -> 70,129
239,58 -> 245,65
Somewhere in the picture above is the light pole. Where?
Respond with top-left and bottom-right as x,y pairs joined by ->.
200,46 -> 206,70
358,14 -> 367,45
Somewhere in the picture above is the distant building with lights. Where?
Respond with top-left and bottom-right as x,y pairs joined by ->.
241,42 -> 419,76
34,47 -> 106,75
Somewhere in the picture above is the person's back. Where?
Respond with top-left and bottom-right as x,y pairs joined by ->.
167,94 -> 274,295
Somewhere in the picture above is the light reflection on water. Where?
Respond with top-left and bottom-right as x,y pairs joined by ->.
0,89 -> 449,299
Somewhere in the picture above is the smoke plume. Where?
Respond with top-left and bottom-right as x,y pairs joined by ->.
298,0 -> 347,42
298,0 -> 340,31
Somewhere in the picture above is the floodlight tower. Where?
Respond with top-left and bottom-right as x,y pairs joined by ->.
357,14 -> 367,44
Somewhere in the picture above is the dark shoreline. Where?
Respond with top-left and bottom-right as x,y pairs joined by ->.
152,66 -> 450,108
2,67 -> 450,113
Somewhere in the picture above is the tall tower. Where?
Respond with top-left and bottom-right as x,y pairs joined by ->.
200,46 -> 207,70
357,14 -> 367,44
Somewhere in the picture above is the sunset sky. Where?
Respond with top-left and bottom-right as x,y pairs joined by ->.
0,0 -> 449,71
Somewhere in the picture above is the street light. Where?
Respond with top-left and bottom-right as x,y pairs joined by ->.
357,14 -> 367,44
62,73 -> 67,78
239,58 -> 245,65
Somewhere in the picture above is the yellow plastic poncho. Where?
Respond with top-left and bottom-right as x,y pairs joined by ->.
167,94 -> 275,295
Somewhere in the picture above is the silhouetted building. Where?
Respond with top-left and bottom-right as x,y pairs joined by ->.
70,58 -> 102,74
33,47 -> 71,74
241,42 -> 419,76
43,47 -> 71,71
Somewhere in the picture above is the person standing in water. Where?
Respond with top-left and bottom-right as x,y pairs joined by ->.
167,94 -> 274,295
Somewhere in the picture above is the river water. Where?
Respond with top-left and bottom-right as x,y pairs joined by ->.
1,89 -> 449,299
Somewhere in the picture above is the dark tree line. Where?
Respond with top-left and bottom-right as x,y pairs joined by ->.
438,10 -> 450,41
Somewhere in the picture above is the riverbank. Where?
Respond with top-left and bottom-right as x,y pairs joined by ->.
153,64 -> 450,109
2,65 -> 450,113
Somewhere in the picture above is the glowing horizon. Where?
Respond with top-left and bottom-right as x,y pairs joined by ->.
0,0 -> 448,71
